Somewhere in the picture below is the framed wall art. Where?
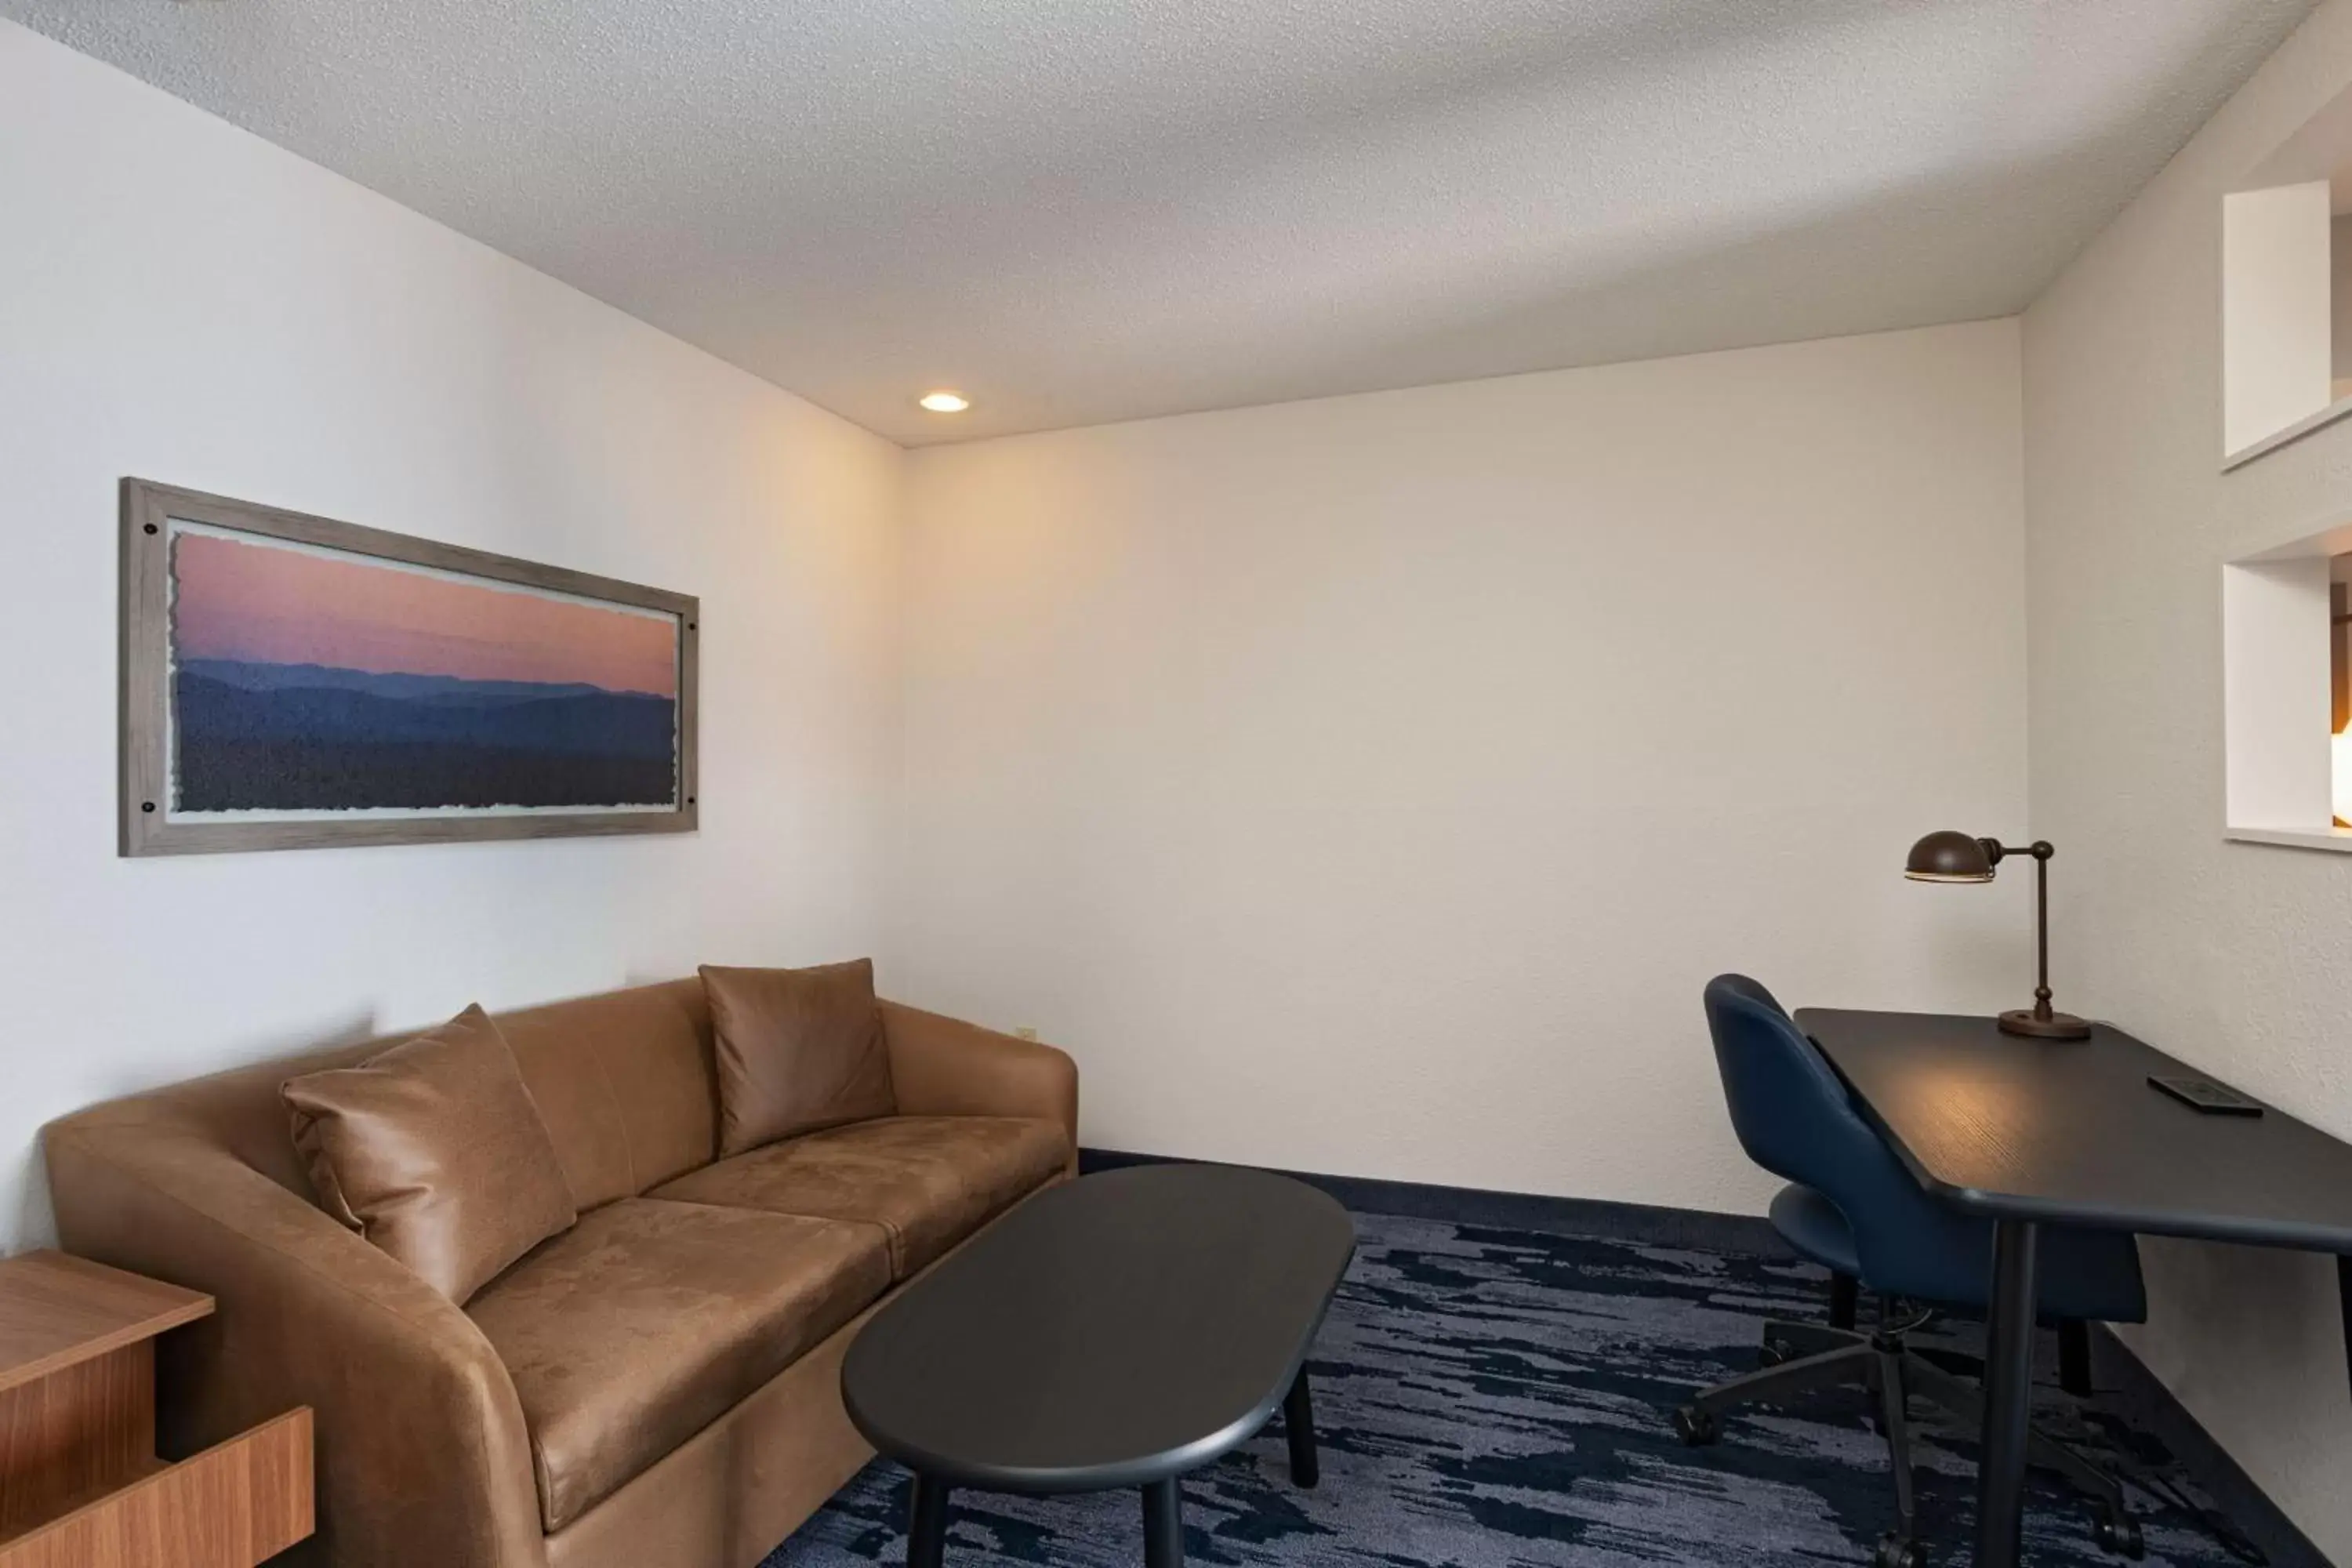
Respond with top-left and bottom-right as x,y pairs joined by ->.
120,480 -> 699,856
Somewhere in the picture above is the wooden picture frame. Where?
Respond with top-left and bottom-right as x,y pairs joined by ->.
121,480 -> 699,856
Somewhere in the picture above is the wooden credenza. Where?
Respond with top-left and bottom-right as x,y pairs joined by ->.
0,1252 -> 311,1567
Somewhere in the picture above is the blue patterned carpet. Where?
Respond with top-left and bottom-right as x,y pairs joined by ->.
768,1212 -> 2251,1568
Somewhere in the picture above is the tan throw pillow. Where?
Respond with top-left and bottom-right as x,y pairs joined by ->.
700,959 -> 897,1156
282,1004 -> 577,1305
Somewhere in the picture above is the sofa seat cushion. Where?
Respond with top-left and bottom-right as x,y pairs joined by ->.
650,1115 -> 1069,1279
466,1197 -> 891,1531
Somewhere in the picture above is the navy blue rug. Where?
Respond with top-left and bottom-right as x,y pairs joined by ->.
768,1212 -> 2251,1568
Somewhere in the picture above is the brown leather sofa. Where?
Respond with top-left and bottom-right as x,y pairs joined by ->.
42,979 -> 1078,1568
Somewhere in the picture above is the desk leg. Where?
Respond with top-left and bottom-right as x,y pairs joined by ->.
1975,1218 -> 2040,1568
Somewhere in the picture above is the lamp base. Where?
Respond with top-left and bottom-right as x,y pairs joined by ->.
1998,1007 -> 2092,1040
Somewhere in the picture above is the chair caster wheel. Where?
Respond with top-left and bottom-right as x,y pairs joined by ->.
1759,1338 -> 1794,1367
1872,1533 -> 1924,1568
1671,1404 -> 1718,1446
2094,1510 -> 2144,1559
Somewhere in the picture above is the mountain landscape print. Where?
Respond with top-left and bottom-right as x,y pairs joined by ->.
167,524 -> 681,814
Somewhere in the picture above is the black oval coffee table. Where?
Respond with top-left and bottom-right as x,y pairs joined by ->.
841,1163 -> 1357,1568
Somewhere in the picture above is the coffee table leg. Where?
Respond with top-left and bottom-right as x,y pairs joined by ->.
906,1472 -> 952,1568
1283,1367 -> 1319,1488
1142,1478 -> 1183,1568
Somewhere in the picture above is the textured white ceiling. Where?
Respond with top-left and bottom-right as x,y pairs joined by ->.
2,0 -> 2318,445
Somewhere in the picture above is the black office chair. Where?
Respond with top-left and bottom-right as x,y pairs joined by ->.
1679,975 -> 2151,1566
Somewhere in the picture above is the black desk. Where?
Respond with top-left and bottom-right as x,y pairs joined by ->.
1796,1009 -> 2352,1568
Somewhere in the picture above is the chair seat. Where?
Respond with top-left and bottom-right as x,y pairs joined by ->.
1769,1183 -> 1860,1276
1768,1183 -> 2146,1324
651,1114 -> 1069,1279
466,1197 -> 891,1531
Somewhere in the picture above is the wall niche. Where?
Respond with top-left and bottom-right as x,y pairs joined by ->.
2223,518 -> 2352,852
2222,80 -> 2352,467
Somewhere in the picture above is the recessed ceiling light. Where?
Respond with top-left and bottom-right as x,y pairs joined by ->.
918,390 -> 971,414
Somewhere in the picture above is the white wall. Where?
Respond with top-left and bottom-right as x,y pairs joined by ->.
2024,2 -> 2352,1553
891,321 -> 2031,1215
0,22 -> 904,1253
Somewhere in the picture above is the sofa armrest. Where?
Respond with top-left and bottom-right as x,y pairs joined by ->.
879,1001 -> 1080,1170
43,1114 -> 548,1568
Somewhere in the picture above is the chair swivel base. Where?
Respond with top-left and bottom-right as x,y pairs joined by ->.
1672,1319 -> 2143,1565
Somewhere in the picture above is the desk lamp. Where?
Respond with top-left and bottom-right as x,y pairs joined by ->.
1904,830 -> 2091,1040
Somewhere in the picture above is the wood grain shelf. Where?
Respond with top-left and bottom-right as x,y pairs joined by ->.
0,1256 -> 210,1397
0,1411 -> 311,1568
0,1253 -> 310,1567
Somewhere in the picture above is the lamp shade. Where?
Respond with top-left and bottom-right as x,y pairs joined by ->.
1904,829 -> 1995,883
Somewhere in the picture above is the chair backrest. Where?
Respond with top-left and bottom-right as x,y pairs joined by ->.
1702,974 -> 1907,1203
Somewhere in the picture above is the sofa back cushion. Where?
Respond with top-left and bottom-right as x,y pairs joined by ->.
701,960 -> 896,1156
282,1004 -> 578,1304
49,978 -> 724,1218
495,980 -> 717,1208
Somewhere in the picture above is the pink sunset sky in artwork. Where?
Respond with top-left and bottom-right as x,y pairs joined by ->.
171,531 -> 678,697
